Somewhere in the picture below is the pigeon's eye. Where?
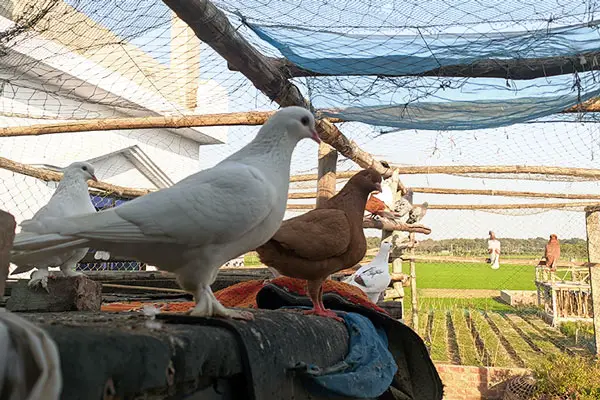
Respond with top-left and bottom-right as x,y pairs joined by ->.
82,166 -> 87,171
300,116 -> 310,126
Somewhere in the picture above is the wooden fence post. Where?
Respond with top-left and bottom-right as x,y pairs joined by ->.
409,232 -> 419,329
0,210 -> 16,299
316,143 -> 337,208
585,207 -> 600,356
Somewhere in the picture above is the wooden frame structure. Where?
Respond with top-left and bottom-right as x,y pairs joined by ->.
535,265 -> 593,327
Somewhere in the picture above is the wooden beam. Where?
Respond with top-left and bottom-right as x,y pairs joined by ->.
0,156 -> 152,198
162,0 -> 393,178
316,143 -> 337,207
291,165 -> 600,182
242,52 -> 600,81
0,111 -> 344,138
585,210 -> 600,356
0,210 -> 16,298
362,218 -> 431,234
411,187 -> 600,200
288,201 -> 600,211
408,232 -> 418,329
2,94 -> 598,138
290,187 -> 600,200
428,201 -> 600,210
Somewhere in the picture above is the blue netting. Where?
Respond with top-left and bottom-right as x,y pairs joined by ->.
215,0 -> 600,130
305,72 -> 599,130
248,22 -> 600,76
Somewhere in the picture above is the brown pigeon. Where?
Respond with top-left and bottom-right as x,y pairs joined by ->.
256,169 -> 382,320
544,234 -> 560,271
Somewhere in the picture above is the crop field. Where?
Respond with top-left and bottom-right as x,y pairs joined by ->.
416,309 -> 592,367
398,260 -> 595,366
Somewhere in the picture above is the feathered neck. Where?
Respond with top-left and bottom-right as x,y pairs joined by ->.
326,181 -> 372,214
52,173 -> 88,198
373,245 -> 392,264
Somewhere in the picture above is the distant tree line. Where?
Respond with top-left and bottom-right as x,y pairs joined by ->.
366,236 -> 588,260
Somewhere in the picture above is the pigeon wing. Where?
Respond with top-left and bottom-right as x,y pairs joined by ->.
271,209 -> 351,261
46,164 -> 277,246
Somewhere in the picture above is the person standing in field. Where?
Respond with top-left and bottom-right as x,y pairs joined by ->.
487,231 -> 501,270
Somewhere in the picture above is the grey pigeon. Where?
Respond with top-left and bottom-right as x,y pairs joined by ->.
10,162 -> 97,290
344,241 -> 393,303
406,202 -> 429,224
11,107 -> 320,320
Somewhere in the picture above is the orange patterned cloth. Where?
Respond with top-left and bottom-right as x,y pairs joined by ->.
101,301 -> 195,313
215,276 -> 387,314
100,277 -> 386,314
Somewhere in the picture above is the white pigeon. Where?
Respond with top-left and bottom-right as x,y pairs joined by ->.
10,106 -> 320,320
344,241 -> 393,303
10,162 -> 98,291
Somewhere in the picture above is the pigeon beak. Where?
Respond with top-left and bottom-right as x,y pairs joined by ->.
90,174 -> 98,182
374,182 -> 383,193
310,129 -> 321,144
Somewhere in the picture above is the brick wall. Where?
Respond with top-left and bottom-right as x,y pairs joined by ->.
435,363 -> 530,399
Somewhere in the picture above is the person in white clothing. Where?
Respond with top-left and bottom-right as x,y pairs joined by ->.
487,231 -> 501,270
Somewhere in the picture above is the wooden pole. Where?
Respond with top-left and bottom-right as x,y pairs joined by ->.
410,187 -> 600,200
409,232 -> 418,329
288,201 -> 599,211
316,143 -> 337,207
426,202 -> 600,210
0,210 -> 16,299
231,52 -> 600,81
290,187 -> 600,200
291,165 -> 600,182
0,112 -> 344,138
0,156 -> 152,198
585,206 -> 600,356
161,0 -> 393,178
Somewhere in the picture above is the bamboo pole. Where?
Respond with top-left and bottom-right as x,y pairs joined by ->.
0,156 -> 152,198
411,187 -> 600,199
427,201 -> 600,210
1,95 -> 597,138
162,0 -> 394,178
0,111 -> 343,138
409,232 -> 418,329
362,218 -> 431,234
290,187 -> 600,200
290,165 -> 600,182
288,201 -> 600,211
316,143 -> 337,207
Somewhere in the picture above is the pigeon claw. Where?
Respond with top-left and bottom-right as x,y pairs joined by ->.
225,309 -> 255,321
28,274 -> 49,293
303,308 -> 343,322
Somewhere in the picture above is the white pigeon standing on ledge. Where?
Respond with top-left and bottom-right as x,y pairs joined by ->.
11,107 -> 320,320
10,162 -> 98,291
344,241 -> 393,303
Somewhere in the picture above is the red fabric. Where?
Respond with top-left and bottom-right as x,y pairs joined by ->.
365,195 -> 387,214
101,301 -> 195,313
215,276 -> 387,314
100,277 -> 387,315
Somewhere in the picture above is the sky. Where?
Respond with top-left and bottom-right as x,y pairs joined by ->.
61,0 -> 600,240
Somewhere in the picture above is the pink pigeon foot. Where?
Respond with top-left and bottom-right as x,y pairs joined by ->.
304,279 -> 343,322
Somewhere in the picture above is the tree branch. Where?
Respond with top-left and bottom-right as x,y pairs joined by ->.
362,217 -> 431,234
162,0 -> 394,177
233,52 -> 600,80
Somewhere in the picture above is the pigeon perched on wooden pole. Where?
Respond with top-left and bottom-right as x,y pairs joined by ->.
256,169 -> 382,320
344,241 -> 393,303
10,162 -> 98,291
11,107 -> 320,320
